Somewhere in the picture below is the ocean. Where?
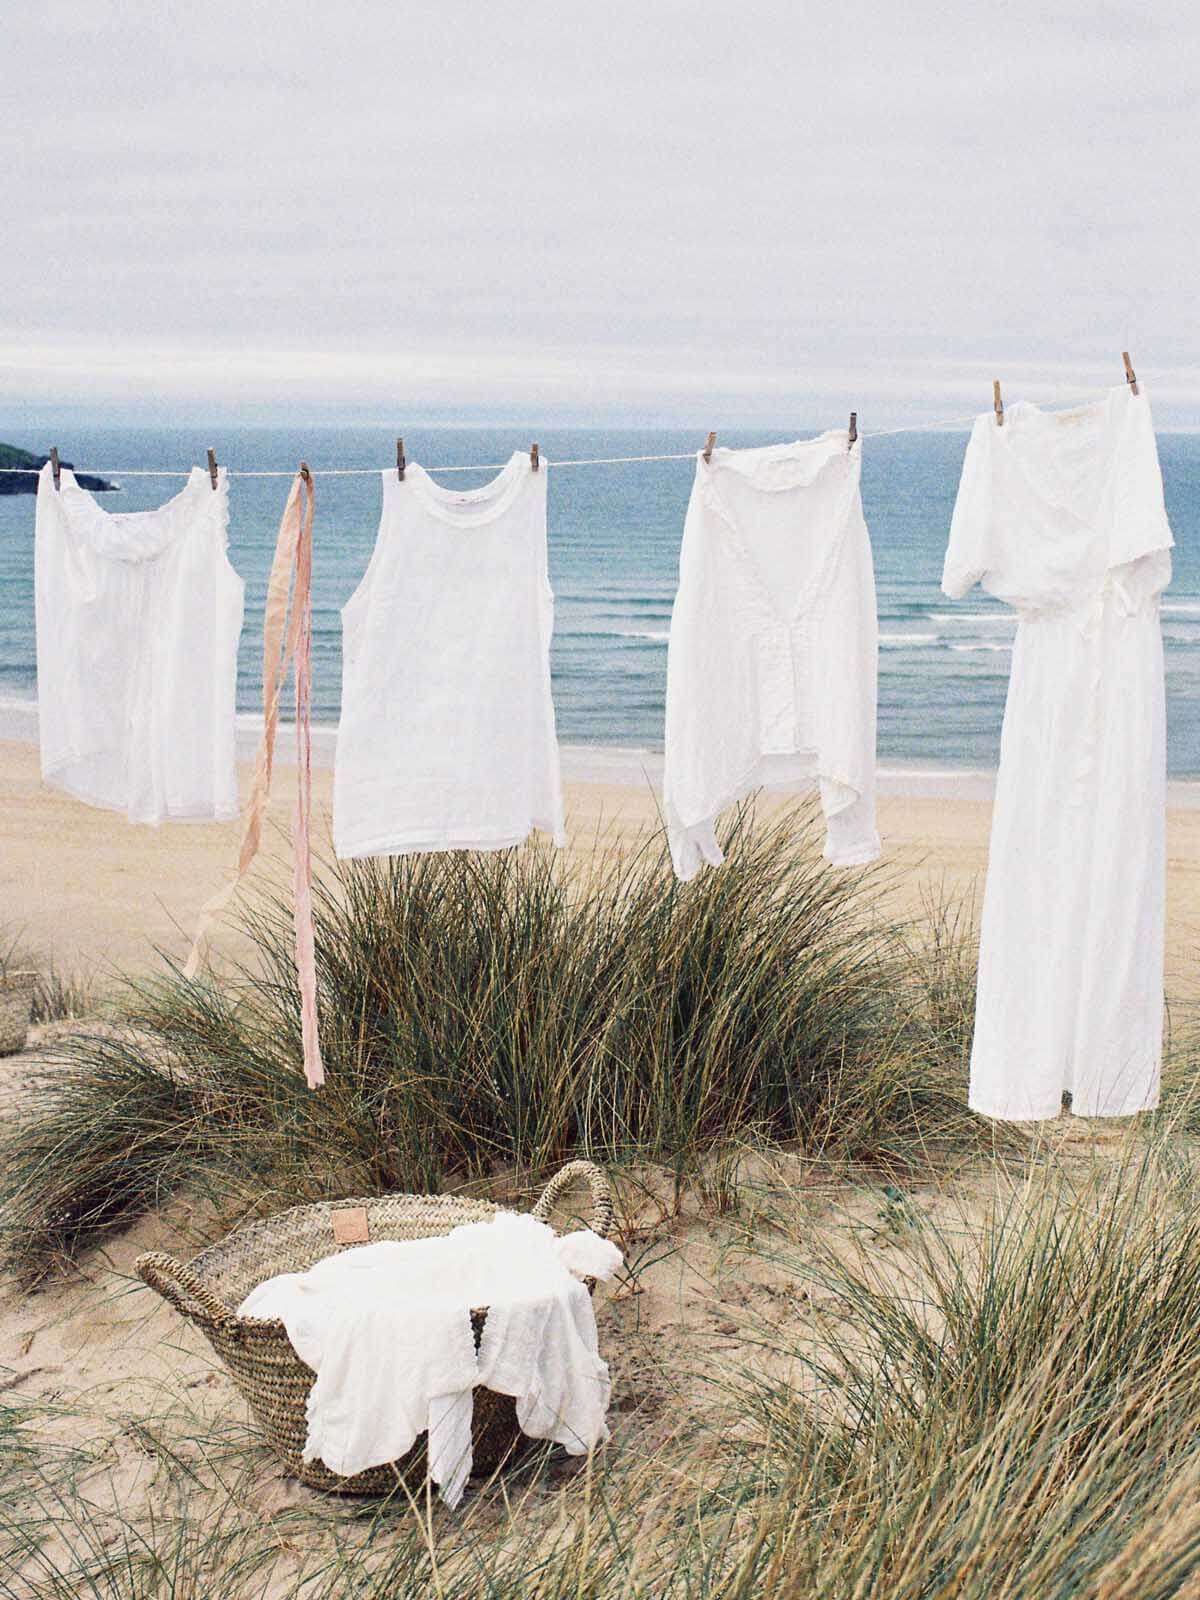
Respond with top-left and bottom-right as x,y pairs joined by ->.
1,425 -> 1197,775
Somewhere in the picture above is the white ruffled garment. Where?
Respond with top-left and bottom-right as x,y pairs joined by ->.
34,464 -> 243,824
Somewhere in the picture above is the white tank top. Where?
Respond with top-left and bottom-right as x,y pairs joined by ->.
334,453 -> 565,858
34,464 -> 244,824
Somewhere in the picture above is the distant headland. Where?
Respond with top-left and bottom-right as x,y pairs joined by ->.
0,442 -> 117,495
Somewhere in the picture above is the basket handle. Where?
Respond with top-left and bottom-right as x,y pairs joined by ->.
531,1160 -> 615,1241
136,1251 -> 239,1338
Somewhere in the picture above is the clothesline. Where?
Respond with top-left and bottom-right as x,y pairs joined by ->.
0,401 -> 1106,480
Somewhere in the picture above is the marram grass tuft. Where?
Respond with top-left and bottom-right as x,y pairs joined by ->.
0,801 -> 982,1273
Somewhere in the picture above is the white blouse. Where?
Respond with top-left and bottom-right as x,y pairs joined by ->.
663,432 -> 881,879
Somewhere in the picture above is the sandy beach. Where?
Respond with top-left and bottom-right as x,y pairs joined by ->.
2,718 -> 1196,1589
2,713 -> 1198,1588
2,728 -> 1197,1003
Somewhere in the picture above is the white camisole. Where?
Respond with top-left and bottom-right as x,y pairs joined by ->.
333,453 -> 565,858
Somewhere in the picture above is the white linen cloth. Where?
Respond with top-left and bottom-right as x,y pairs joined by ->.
238,1212 -> 622,1507
333,455 -> 565,858
663,432 -> 881,878
943,382 -> 1173,1121
34,465 -> 243,824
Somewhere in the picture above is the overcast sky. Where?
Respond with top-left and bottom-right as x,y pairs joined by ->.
3,0 -> 1198,428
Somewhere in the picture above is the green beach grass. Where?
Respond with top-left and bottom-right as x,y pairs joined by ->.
0,802 -> 983,1278
4,1149 -> 1200,1596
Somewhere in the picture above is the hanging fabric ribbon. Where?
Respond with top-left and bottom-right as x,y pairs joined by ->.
290,471 -> 323,1089
184,467 -> 325,1089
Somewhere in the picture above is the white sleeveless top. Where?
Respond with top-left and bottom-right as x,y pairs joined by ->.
663,433 -> 880,879
333,454 -> 565,858
35,464 -> 244,825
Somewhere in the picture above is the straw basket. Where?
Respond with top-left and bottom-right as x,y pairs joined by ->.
136,1159 -> 615,1494
0,972 -> 37,1057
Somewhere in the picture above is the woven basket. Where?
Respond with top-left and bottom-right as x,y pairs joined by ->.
0,972 -> 37,1057
136,1159 -> 615,1495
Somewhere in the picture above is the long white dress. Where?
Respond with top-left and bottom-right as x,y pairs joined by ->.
663,432 -> 880,879
333,454 -> 565,859
942,383 -> 1173,1120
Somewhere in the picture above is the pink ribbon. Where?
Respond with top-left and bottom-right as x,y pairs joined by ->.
290,472 -> 323,1088
185,469 -> 324,1089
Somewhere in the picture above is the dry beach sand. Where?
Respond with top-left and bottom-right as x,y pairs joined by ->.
2,733 -> 1197,998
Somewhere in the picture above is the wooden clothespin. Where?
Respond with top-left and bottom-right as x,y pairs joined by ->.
1122,351 -> 1139,396
530,442 -> 540,472
49,447 -> 61,490
206,448 -> 219,490
702,431 -> 717,463
396,438 -> 406,480
848,411 -> 858,448
993,381 -> 1004,428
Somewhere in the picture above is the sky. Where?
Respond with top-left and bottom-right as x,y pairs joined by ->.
3,0 -> 1198,429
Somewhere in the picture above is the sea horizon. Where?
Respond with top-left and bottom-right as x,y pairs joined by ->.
2,423 -> 1197,779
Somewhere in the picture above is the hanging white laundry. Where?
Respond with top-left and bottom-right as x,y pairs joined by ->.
663,432 -> 881,879
333,454 -> 565,858
34,465 -> 243,825
943,383 -> 1173,1121
238,1212 -> 622,1507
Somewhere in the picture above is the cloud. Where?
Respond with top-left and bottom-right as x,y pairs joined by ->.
3,0 -> 1197,423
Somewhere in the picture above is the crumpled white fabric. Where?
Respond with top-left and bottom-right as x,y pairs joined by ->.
476,1216 -> 619,1457
663,432 -> 881,879
238,1212 -> 622,1506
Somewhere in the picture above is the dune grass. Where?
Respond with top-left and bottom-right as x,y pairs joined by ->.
0,931 -> 95,1026
28,967 -> 97,1027
4,1147 -> 1200,1595
2,808 -> 1196,1592
728,1146 -> 1200,1594
0,803 -> 985,1276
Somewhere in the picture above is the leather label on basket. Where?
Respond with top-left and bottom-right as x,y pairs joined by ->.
331,1207 -> 369,1244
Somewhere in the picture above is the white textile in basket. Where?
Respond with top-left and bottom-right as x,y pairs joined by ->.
239,1211 -> 622,1505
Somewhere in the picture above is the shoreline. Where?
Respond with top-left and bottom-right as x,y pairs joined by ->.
2,731 -> 1198,997
2,696 -> 1198,808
